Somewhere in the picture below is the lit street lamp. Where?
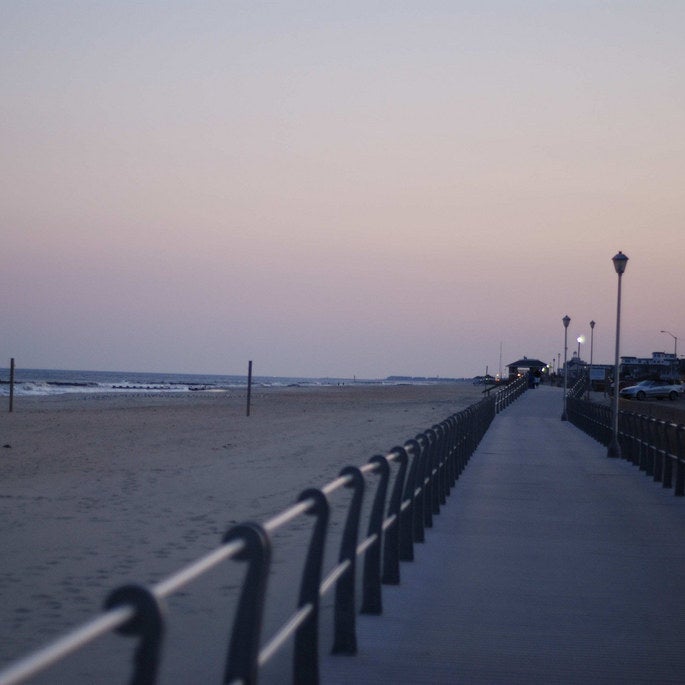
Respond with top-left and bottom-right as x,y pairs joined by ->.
561,314 -> 571,421
577,335 -> 585,361
660,330 -> 678,379
608,251 -> 628,458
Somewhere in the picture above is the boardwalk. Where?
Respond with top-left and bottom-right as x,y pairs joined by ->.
320,385 -> 685,684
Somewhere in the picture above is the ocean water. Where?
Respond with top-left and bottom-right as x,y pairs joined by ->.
0,368 -> 464,397
0,368 -> 359,397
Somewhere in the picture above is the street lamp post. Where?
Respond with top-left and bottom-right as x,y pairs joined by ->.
587,320 -> 595,400
561,315 -> 571,421
608,251 -> 628,458
660,330 -> 678,379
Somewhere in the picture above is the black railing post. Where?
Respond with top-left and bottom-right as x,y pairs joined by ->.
425,428 -> 441,516
384,446 -> 409,580
440,422 -> 451,499
361,456 -> 389,615
416,432 -> 433,528
332,467 -> 364,654
675,425 -> 685,496
638,415 -> 649,472
222,523 -> 272,685
430,424 -> 447,507
459,410 -> 469,471
466,406 -> 476,457
662,423 -> 674,490
634,413 -> 644,465
625,413 -> 638,464
633,413 -> 643,467
445,416 -> 457,488
104,584 -> 166,685
453,412 -> 464,476
294,488 -> 330,684
653,420 -> 666,483
646,418 -> 657,476
404,438 -> 425,544
400,439 -> 419,555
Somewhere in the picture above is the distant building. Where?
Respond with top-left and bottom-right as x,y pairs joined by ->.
565,354 -> 587,378
584,352 -> 682,390
506,357 -> 548,381
620,352 -> 681,380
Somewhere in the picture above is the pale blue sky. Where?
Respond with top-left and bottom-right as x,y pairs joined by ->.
2,2 -> 683,377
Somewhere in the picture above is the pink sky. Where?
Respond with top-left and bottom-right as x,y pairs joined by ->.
2,2 -> 683,378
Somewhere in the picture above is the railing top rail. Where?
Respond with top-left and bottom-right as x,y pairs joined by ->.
153,538 -> 245,598
263,498 -> 313,534
321,473 -> 354,496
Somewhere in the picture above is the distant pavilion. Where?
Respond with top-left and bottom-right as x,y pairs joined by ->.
507,357 -> 548,381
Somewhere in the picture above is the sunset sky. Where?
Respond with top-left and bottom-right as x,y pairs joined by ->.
2,2 -> 683,379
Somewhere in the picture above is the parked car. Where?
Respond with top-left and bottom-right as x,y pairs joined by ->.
619,380 -> 683,401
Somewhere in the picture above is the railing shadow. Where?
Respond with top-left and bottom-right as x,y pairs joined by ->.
0,377 -> 527,685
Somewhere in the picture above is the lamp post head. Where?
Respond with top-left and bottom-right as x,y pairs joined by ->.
562,315 -> 571,328
612,251 -> 628,275
590,320 -> 595,329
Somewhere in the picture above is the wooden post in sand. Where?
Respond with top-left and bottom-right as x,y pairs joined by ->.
246,360 -> 253,417
9,358 -> 15,413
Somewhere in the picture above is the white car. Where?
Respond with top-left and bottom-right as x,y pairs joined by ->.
619,380 -> 683,401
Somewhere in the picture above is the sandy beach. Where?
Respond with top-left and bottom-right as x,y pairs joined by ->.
0,382 -> 485,681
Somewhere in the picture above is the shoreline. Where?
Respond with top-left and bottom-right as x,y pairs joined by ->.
0,382 -> 485,670
0,367 -> 473,402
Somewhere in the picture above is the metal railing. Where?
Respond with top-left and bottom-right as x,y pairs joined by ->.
567,376 -> 587,399
0,377 -> 527,685
494,378 -> 528,412
567,396 -> 685,496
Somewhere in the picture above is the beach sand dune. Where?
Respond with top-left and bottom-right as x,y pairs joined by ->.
0,382 -> 483,680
